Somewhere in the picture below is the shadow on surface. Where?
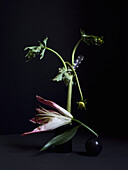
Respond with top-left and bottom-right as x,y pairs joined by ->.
74,151 -> 103,157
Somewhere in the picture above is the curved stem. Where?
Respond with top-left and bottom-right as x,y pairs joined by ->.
45,47 -> 67,70
72,38 -> 82,65
72,118 -> 98,137
66,62 -> 83,101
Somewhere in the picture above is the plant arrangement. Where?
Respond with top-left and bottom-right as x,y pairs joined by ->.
22,29 -> 103,153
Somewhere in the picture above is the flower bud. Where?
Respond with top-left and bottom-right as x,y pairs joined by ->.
77,100 -> 87,110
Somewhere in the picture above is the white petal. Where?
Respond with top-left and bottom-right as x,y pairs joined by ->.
39,117 -> 71,131
52,103 -> 73,118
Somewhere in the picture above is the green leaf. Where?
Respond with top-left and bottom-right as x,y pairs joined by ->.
39,37 -> 48,60
24,49 -> 37,62
52,67 -> 66,82
80,29 -> 87,38
53,67 -> 73,86
52,72 -> 64,82
24,37 -> 48,61
33,46 -> 42,53
40,126 -> 80,151
40,49 -> 45,59
43,37 -> 48,46
80,29 -> 104,46
63,72 -> 72,86
24,46 -> 38,51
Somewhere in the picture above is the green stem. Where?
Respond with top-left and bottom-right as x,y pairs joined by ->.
66,75 -> 73,113
66,62 -> 83,101
72,38 -> 82,65
45,47 -> 67,70
72,118 -> 98,137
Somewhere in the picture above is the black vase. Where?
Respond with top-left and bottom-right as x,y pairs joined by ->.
54,124 -> 72,153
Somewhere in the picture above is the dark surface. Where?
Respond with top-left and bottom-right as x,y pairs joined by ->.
0,132 -> 128,170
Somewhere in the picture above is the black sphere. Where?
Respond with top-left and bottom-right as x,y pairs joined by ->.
85,138 -> 103,156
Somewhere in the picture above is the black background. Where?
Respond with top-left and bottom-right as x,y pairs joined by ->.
0,0 -> 126,135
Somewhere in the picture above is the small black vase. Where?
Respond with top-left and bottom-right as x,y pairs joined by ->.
54,125 -> 72,153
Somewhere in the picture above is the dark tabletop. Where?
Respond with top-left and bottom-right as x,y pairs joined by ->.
0,132 -> 128,170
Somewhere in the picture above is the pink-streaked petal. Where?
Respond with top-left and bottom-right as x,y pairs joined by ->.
30,117 -> 47,124
22,117 -> 71,136
36,108 -> 61,116
36,95 -> 58,109
36,95 -> 73,118
39,106 -> 60,115
30,117 -> 38,124
22,126 -> 43,136
38,107 -> 50,113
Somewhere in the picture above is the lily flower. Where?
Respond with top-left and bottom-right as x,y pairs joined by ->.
22,95 -> 73,135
